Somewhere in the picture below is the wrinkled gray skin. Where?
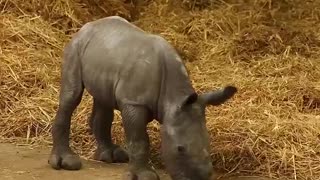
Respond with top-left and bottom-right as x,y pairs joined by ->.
48,16 -> 237,180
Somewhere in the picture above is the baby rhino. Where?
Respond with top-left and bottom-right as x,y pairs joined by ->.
48,16 -> 237,180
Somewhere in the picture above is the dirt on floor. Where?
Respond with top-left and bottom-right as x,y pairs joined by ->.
0,143 -> 276,180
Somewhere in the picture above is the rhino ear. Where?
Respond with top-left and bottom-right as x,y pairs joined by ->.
181,93 -> 198,108
199,86 -> 237,106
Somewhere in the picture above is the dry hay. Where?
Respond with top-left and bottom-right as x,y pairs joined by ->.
1,0 -> 320,179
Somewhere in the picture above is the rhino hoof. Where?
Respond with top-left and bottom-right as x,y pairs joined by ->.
48,148 -> 82,170
123,169 -> 160,180
94,145 -> 129,163
113,146 -> 129,163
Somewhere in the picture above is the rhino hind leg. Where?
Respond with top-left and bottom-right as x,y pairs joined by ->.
90,99 -> 129,163
48,42 -> 84,170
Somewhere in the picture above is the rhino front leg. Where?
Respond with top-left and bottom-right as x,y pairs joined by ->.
121,105 -> 159,180
89,99 -> 129,163
48,42 -> 83,170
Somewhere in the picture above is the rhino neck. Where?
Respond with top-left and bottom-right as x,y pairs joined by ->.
157,54 -> 195,123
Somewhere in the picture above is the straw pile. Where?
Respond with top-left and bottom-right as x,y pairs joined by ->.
1,0 -> 320,179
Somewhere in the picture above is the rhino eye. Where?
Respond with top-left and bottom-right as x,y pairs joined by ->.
177,145 -> 186,154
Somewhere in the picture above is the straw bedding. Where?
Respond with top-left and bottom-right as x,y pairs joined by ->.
1,0 -> 320,179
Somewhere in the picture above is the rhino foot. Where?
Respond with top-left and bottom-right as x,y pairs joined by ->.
94,144 -> 129,163
48,147 -> 82,170
123,168 -> 160,180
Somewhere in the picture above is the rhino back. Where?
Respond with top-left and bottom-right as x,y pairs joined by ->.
77,17 -> 164,111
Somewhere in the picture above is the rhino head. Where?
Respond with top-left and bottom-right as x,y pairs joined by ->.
161,86 -> 237,180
